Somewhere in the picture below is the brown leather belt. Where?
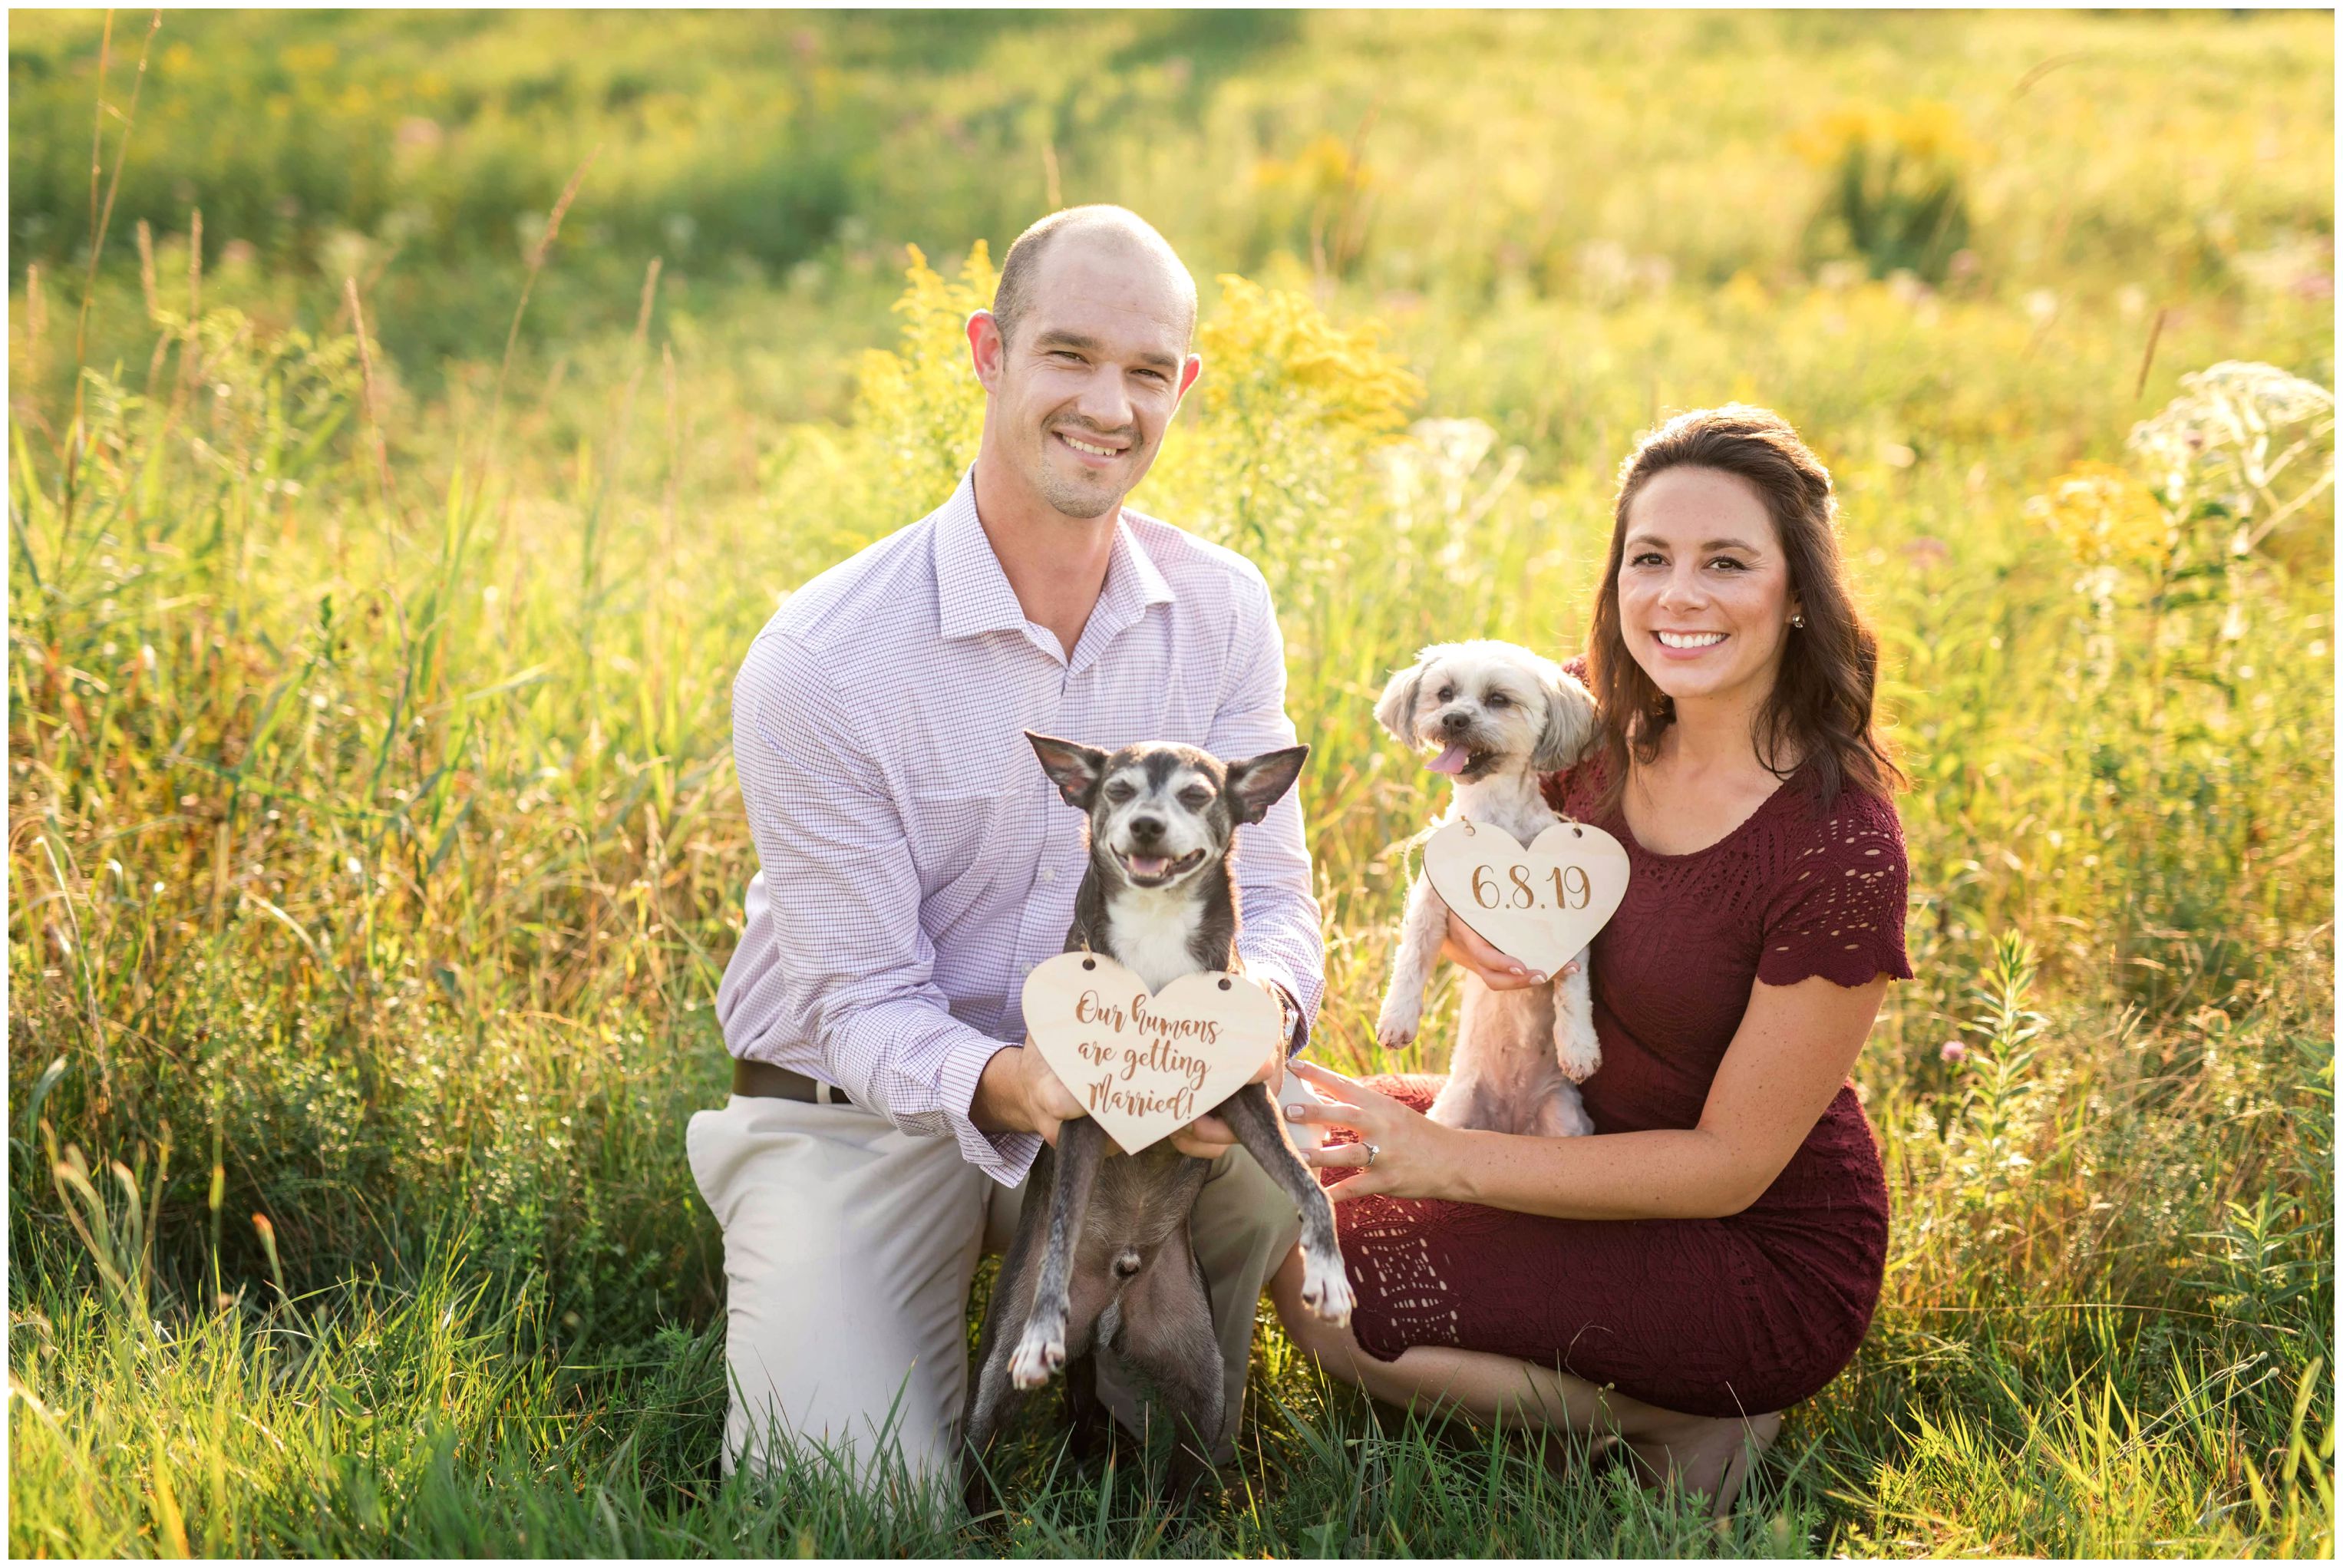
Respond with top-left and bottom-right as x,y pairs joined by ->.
733,1058 -> 855,1106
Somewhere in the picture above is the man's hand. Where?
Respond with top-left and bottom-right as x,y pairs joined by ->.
979,975 -> 1292,1158
1170,1000 -> 1284,1160
970,1038 -> 1088,1146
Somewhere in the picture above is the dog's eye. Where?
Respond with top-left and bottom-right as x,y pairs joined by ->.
1178,785 -> 1212,808
1487,692 -> 1510,708
1436,685 -> 1454,703
1104,782 -> 1136,804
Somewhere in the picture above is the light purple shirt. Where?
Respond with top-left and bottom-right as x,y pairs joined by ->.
716,469 -> 1325,1186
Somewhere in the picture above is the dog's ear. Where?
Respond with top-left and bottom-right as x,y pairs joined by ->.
1025,731 -> 1110,809
1223,744 -> 1309,826
1374,659 -> 1430,748
1532,669 -> 1601,774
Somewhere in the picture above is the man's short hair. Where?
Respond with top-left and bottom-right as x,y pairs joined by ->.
990,206 -> 1198,353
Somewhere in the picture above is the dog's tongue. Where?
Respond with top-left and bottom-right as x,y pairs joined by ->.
1427,743 -> 1471,776
1127,853 -> 1172,878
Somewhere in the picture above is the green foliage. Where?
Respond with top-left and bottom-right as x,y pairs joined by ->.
1942,933 -> 2048,1223
8,12 -> 872,278
8,11 -> 2331,378
1792,103 -> 1976,283
7,8 -> 2336,1559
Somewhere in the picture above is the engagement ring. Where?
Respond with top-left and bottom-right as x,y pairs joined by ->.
1363,1142 -> 1381,1170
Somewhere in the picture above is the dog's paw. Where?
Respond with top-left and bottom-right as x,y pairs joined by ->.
1374,1003 -> 1421,1051
1556,1026 -> 1602,1084
1008,1325 -> 1066,1389
1299,1249 -> 1355,1325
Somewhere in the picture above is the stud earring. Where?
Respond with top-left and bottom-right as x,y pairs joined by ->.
1790,612 -> 1806,628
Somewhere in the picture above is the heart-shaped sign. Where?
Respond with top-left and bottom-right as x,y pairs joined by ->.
1421,817 -> 1630,975
1021,952 -> 1282,1155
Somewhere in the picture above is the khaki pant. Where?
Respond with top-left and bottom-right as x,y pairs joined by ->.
685,1094 -> 1301,1485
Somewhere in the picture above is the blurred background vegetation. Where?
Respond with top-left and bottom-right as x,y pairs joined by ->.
8,8 -> 2335,1558
11,8 -> 2332,409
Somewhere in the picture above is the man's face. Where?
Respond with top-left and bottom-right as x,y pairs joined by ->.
972,237 -> 1201,520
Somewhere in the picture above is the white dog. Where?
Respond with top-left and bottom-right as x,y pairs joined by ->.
1374,641 -> 1604,1138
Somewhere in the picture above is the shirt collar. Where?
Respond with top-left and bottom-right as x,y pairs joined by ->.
1070,507 -> 1176,670
932,470 -> 1030,642
931,467 -> 1177,653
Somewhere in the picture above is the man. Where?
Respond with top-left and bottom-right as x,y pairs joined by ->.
687,205 -> 1325,1489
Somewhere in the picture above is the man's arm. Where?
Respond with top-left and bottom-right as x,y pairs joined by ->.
1206,574 -> 1325,1053
728,628 -> 1041,1184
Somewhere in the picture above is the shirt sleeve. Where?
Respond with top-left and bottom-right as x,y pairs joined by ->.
728,628 -> 1041,1184
1756,789 -> 1916,989
1206,574 -> 1326,1054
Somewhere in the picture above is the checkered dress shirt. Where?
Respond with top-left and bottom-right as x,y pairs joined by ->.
715,469 -> 1325,1186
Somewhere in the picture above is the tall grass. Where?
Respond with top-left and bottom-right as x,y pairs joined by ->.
9,8 -> 2335,1558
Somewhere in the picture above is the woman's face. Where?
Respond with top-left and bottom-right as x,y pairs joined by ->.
1615,464 -> 1800,711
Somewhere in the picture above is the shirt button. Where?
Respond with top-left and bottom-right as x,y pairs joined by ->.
1040,869 -> 1055,884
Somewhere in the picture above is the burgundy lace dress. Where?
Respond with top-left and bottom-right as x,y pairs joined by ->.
1328,745 -> 1912,1418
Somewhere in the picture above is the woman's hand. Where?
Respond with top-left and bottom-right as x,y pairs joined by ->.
1285,1059 -> 1464,1203
1439,907 -> 1580,992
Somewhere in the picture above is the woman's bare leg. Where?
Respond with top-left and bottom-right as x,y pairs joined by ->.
1270,1248 -> 1780,1517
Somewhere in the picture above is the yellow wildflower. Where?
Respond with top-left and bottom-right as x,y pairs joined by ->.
1196,275 -> 1423,435
2024,463 -> 2171,572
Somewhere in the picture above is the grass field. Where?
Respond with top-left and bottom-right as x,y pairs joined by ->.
8,9 -> 2336,1557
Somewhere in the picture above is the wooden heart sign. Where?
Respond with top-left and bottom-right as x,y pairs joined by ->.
1421,817 -> 1630,975
1022,952 -> 1282,1155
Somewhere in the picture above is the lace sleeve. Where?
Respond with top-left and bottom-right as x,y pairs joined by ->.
1756,790 -> 1915,988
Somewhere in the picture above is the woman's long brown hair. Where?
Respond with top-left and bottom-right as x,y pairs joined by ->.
1583,404 -> 1904,817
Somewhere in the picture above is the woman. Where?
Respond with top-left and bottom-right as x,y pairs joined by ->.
1272,404 -> 1911,1516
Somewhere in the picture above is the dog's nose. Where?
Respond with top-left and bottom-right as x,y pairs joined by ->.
1129,815 -> 1164,843
1441,710 -> 1471,735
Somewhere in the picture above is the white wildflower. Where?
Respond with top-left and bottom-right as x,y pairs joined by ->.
1577,239 -> 1633,300
2127,361 -> 2335,539
1816,259 -> 1863,293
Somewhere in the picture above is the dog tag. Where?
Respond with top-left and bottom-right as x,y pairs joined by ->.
1421,818 -> 1629,975
1022,952 -> 1282,1156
